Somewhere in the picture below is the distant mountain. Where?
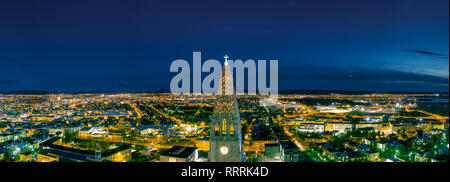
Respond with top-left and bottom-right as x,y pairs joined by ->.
2,90 -> 55,95
278,89 -> 448,95
1,89 -> 171,95
2,89 -> 447,95
278,89 -> 374,95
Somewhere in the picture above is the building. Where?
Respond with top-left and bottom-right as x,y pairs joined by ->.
0,148 -> 6,161
160,145 -> 198,162
209,58 -> 245,162
179,123 -> 199,135
324,122 -> 352,134
334,152 -> 349,162
6,141 -> 37,161
365,151 -> 380,161
0,130 -> 27,143
136,125 -> 172,136
246,140 -> 279,152
41,137 -> 131,162
194,137 -> 210,151
102,145 -> 132,162
79,127 -> 109,138
79,127 -> 92,137
19,152 -> 33,162
280,140 -> 300,162
392,122 -> 418,134
38,149 -> 96,162
264,143 -> 281,158
297,122 -> 324,133
37,152 -> 58,162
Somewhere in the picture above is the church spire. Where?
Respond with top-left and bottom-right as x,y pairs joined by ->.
219,54 -> 234,95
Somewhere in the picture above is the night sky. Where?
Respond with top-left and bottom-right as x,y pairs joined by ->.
0,0 -> 448,93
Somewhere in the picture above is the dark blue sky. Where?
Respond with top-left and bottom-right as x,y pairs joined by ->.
0,0 -> 448,92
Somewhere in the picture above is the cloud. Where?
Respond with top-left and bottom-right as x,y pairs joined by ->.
277,65 -> 449,91
7,58 -> 20,63
0,80 -> 19,85
407,49 -> 449,59
389,38 -> 417,45
279,65 -> 449,85
19,63 -> 33,67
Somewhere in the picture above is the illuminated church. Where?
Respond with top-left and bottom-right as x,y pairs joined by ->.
209,55 -> 245,162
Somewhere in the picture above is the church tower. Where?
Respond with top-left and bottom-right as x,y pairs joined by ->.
209,55 -> 245,162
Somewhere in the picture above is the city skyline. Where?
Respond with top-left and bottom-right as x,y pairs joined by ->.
1,92 -> 448,163
1,2 -> 450,181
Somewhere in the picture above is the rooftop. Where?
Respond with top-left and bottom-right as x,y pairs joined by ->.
161,145 -> 197,158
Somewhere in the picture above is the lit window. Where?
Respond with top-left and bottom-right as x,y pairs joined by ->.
215,125 -> 219,135
230,125 -> 235,135
222,118 -> 227,134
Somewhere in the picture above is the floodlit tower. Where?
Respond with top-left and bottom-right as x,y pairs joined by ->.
209,55 -> 245,162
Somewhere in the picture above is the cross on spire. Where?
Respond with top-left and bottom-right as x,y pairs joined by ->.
224,54 -> 229,65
